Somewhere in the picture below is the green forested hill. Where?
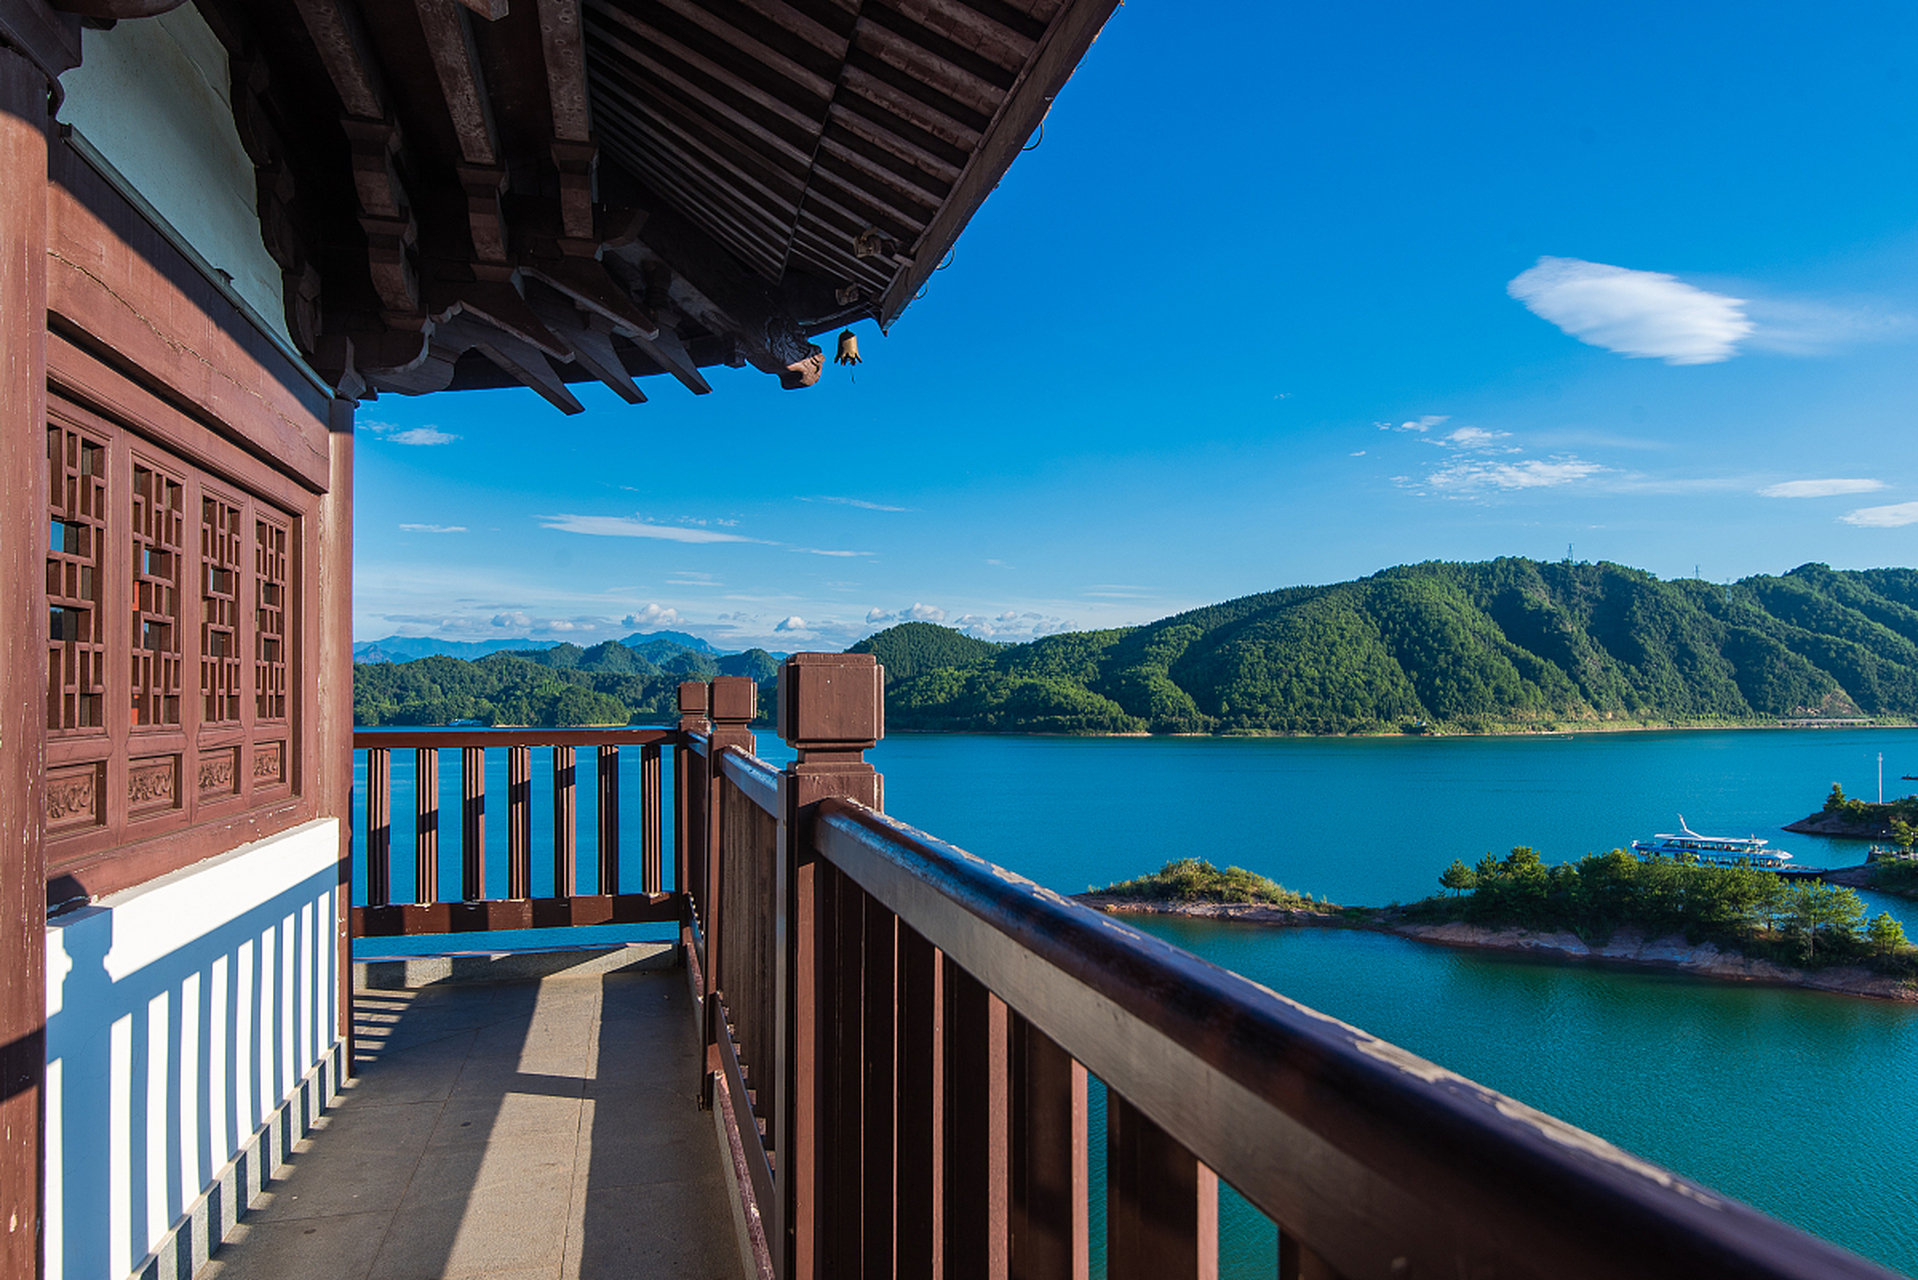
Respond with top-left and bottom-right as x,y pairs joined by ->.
850,560 -> 1918,735
354,638 -> 780,726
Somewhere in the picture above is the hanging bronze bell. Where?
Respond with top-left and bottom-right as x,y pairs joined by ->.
834,329 -> 861,366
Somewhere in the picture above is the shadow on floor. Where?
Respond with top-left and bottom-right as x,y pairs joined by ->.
195,958 -> 742,1280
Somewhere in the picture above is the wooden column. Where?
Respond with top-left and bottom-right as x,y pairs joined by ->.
0,45 -> 50,1280
322,397 -> 355,1062
773,653 -> 884,1280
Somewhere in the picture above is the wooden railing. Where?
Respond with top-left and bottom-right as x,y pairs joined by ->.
683,654 -> 1901,1280
352,727 -> 677,937
346,663 -> 1898,1279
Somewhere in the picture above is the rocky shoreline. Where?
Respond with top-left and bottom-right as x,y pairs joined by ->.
1081,896 -> 1918,1003
1782,811 -> 1898,840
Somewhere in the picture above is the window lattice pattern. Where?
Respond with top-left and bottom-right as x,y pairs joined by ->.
254,517 -> 288,721
131,464 -> 185,726
48,425 -> 107,731
200,494 -> 244,723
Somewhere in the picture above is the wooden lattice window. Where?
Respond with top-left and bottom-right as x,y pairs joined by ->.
131,462 -> 185,727
48,424 -> 107,732
200,493 -> 244,724
254,516 -> 288,721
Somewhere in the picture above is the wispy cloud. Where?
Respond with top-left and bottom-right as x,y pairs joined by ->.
1378,415 -> 1450,433
1430,427 -> 1514,451
1759,478 -> 1885,499
1427,456 -> 1607,493
538,514 -> 762,543
399,523 -> 467,533
793,547 -> 871,557
803,496 -> 912,512
1508,257 -> 1752,364
1841,501 -> 1918,528
365,420 -> 461,446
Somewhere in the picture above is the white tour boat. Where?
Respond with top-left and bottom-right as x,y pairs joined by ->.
1631,816 -> 1795,868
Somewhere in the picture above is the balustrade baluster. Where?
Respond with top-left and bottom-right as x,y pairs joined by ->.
896,925 -> 944,1280
508,745 -> 531,899
597,744 -> 619,894
1011,1016 -> 1088,1279
415,746 -> 438,904
863,896 -> 899,1279
1278,1231 -> 1346,1280
553,745 -> 576,896
642,741 -> 662,893
365,746 -> 391,907
945,960 -> 1010,1277
1107,1096 -> 1217,1280
462,746 -> 485,900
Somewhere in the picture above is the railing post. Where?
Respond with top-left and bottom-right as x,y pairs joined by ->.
462,745 -> 486,900
366,746 -> 391,907
642,742 -> 663,893
507,745 -> 532,900
772,653 -> 884,1280
597,743 -> 619,894
416,746 -> 439,904
553,745 -> 576,896
677,679 -> 710,967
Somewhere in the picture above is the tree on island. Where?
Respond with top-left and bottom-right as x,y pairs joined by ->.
1868,912 -> 1910,954
1785,881 -> 1865,961
1440,859 -> 1478,897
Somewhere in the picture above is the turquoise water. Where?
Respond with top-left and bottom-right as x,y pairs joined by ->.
354,727 -> 1918,1273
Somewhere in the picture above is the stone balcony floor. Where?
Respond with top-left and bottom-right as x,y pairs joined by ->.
197,949 -> 744,1280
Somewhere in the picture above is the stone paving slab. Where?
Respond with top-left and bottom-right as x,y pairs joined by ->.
197,964 -> 743,1280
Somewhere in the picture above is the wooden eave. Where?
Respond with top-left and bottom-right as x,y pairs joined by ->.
148,0 -> 1125,411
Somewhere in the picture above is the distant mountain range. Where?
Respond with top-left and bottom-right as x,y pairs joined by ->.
849,559 -> 1918,735
353,634 -> 783,727
353,629 -> 727,663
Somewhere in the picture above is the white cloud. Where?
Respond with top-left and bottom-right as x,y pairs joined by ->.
365,420 -> 460,446
774,616 -> 807,632
1380,415 -> 1450,433
866,608 -> 893,623
804,496 -> 911,512
622,604 -> 681,628
1759,479 -> 1886,499
998,611 -> 1018,622
1432,427 -> 1513,451
1841,501 -> 1918,528
1428,456 -> 1607,493
906,602 -> 946,622
794,547 -> 870,557
538,514 -> 760,543
399,523 -> 467,533
1507,256 -> 1753,364
492,611 -> 532,629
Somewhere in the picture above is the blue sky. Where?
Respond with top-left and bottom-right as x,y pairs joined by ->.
355,0 -> 1918,651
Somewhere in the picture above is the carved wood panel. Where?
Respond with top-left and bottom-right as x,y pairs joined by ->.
47,422 -> 107,733
130,460 -> 184,728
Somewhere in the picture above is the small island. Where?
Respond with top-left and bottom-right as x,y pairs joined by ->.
1083,851 -> 1918,1002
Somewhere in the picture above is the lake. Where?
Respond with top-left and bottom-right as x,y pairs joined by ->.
354,726 -> 1918,1275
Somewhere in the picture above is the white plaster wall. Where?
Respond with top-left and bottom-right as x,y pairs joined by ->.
56,4 -> 291,346
45,819 -> 341,1280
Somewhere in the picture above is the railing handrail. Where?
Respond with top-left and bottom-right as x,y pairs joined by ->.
715,747 -> 781,817
808,796 -> 1899,1280
353,726 -> 681,749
